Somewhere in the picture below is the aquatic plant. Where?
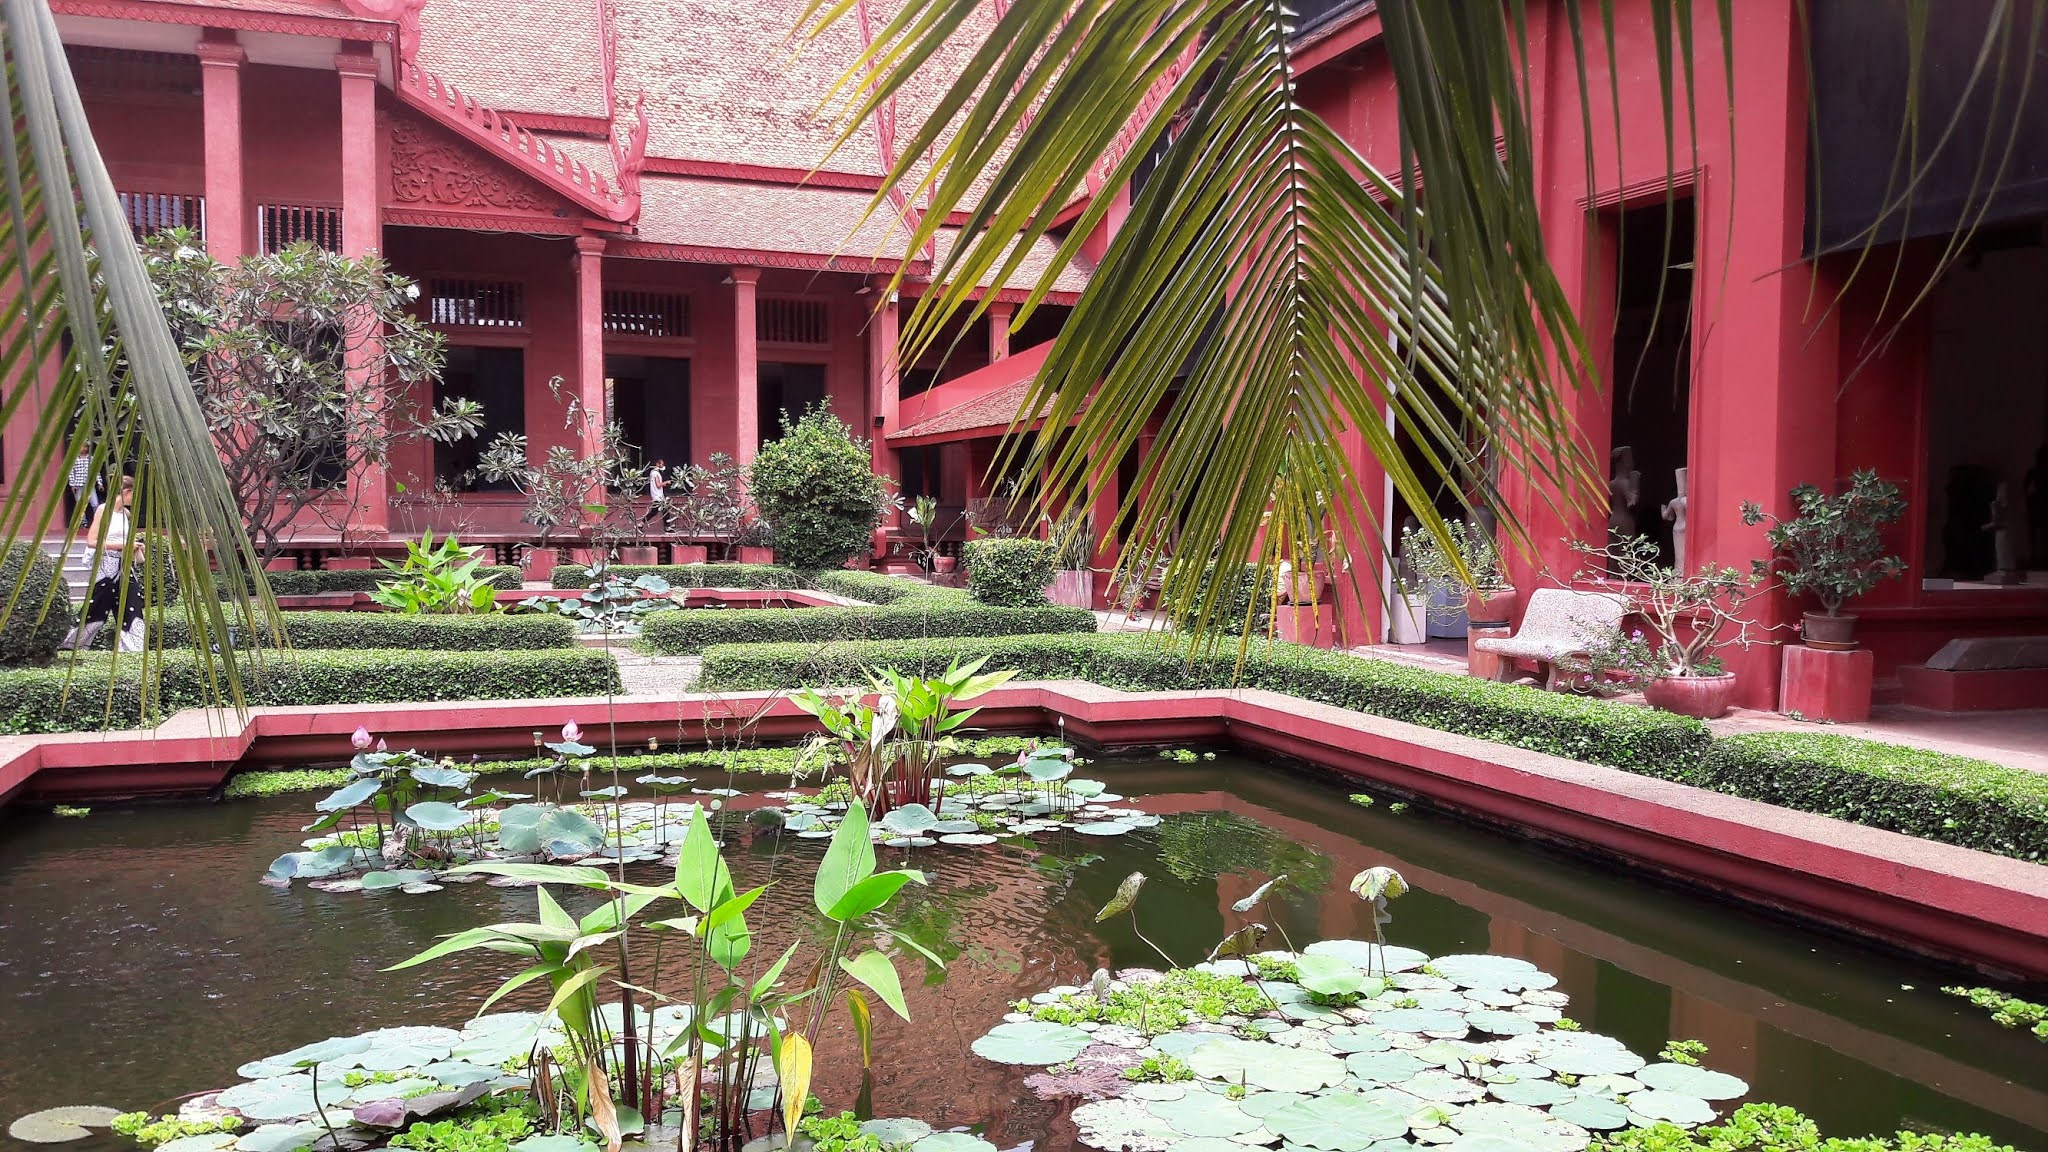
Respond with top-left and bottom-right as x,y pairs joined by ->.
790,658 -> 1013,814
1943,986 -> 2048,1041
9,1108 -> 124,1144
1600,1103 -> 2015,1152
109,1112 -> 243,1148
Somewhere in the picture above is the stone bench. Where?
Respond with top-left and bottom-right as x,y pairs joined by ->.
1470,588 -> 1630,690
1899,635 -> 2048,711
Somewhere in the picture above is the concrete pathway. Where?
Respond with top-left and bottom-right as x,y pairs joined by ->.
604,648 -> 703,697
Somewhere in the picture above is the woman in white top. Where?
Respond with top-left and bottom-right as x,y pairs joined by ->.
60,475 -> 146,651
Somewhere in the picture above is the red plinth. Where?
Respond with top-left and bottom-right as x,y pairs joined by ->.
1779,643 -> 1874,723
1466,626 -> 1511,680
1277,604 -> 1334,648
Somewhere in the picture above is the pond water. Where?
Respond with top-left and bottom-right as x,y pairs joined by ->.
2,752 -> 2044,1152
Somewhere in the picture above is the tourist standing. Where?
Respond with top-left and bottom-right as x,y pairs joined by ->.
645,459 -> 671,529
59,475 -> 146,652
63,449 -> 96,525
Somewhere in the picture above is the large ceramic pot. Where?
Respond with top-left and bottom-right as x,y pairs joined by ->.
1464,586 -> 1520,628
670,544 -> 710,565
1643,673 -> 1738,719
1802,611 -> 1859,651
1388,592 -> 1428,645
736,546 -> 776,565
618,546 -> 659,566
524,546 -> 560,583
1287,567 -> 1331,605
934,555 -> 959,575
1048,569 -> 1093,608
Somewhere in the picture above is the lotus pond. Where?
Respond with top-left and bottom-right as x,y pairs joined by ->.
2,750 -> 2044,1152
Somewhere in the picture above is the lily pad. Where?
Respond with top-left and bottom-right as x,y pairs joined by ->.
511,1137 -> 598,1152
359,870 -> 435,892
1346,1051 -> 1427,1084
1406,1071 -> 1487,1104
939,834 -> 999,846
1153,1032 -> 1227,1059
1264,1094 -> 1410,1149
235,1124 -> 324,1152
1486,1079 -> 1575,1108
859,1120 -> 933,1145
264,846 -> 366,883
1146,1093 -> 1263,1138
1633,1063 -> 1747,1100
1373,1008 -> 1467,1035
1431,956 -> 1557,993
1294,955 -> 1368,997
1548,1097 -> 1630,1131
1448,1103 -> 1590,1152
879,804 -> 940,834
1074,821 -> 1135,836
217,1074 -> 327,1121
1466,1011 -> 1538,1037
1326,1030 -> 1394,1055
909,1134 -> 995,1152
10,1108 -> 125,1143
404,802 -> 471,832
156,1137 -> 241,1152
1304,940 -> 1429,974
970,1021 -> 1092,1065
1625,1091 -> 1717,1127
1186,1039 -> 1346,1093
238,1035 -> 375,1078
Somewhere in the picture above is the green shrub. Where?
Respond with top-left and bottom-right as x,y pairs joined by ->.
697,631 -> 1708,772
1696,733 -> 2048,861
1599,1102 -> 2014,1152
0,543 -> 75,666
747,404 -> 885,570
0,647 -> 621,734
142,610 -> 577,651
199,566 -> 523,598
549,563 -> 799,591
637,577 -> 1094,655
963,538 -> 1057,606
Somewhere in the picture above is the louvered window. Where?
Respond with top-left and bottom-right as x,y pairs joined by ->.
119,193 -> 205,242
258,203 -> 342,253
603,289 -> 690,338
427,280 -> 526,328
758,297 -> 828,346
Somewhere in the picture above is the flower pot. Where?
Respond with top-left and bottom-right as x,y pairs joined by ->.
736,546 -> 775,565
619,546 -> 659,566
1388,593 -> 1428,645
323,555 -> 373,571
525,546 -> 560,582
935,555 -> 959,575
1048,569 -> 1093,609
1801,611 -> 1859,651
1287,568 -> 1330,605
1643,673 -> 1738,719
1464,586 -> 1519,628
669,544 -> 709,565
263,557 -> 300,572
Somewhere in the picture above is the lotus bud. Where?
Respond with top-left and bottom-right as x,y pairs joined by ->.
351,725 -> 373,750
562,720 -> 583,744
375,739 -> 387,752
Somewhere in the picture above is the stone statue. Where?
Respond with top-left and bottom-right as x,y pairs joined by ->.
1661,466 -> 1688,572
1988,480 -> 2024,582
1608,446 -> 1641,541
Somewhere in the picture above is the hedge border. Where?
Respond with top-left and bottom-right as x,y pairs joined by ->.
549,563 -> 800,591
146,610 -> 579,651
0,647 -> 622,735
636,572 -> 1096,655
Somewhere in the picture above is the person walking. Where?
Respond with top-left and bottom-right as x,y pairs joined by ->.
644,459 -> 672,530
59,475 -> 146,652
63,449 -> 95,526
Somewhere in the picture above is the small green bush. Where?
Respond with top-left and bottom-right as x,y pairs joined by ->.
0,543 -> 75,666
1600,1102 -> 2014,1152
1696,733 -> 2048,861
195,566 -> 523,598
549,563 -> 799,591
142,610 -> 578,651
638,576 -> 1094,655
747,404 -> 885,570
963,538 -> 1057,607
0,647 -> 621,734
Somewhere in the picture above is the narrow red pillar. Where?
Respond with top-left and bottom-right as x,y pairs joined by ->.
196,34 -> 246,260
574,237 -> 608,461
730,266 -> 761,466
987,300 -> 1013,363
336,49 -> 387,536
867,280 -> 902,553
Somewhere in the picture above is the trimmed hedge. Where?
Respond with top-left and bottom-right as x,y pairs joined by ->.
549,563 -> 800,591
188,566 -> 525,599
698,631 -> 1707,772
144,610 -> 578,651
962,538 -> 1056,607
0,543 -> 75,665
0,647 -> 622,734
1696,733 -> 2048,861
638,575 -> 1095,655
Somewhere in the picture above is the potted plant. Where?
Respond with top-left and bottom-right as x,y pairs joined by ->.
1401,519 -> 1516,628
1572,535 -> 1773,719
1741,469 -> 1906,650
1046,508 -> 1095,608
1387,539 -> 1429,645
671,453 -> 748,565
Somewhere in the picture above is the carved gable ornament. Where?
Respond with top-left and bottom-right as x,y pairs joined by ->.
388,111 -> 567,215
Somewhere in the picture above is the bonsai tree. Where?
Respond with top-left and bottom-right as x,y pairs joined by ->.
1399,519 -> 1509,621
1571,535 -> 1772,681
670,452 -> 754,557
141,230 -> 478,563
748,402 -> 885,569
1741,469 -> 1907,619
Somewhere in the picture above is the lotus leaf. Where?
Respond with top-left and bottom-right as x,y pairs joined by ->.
692,787 -> 743,798
859,1119 -> 932,1145
404,802 -> 471,832
971,1020 -> 1092,1065
1294,955 -> 1367,997
1447,1103 -> 1590,1152
1405,989 -> 1473,1012
1075,821 -> 1135,836
511,1137 -> 598,1152
1633,1063 -> 1747,1100
1625,1091 -> 1716,1127
1431,956 -> 1557,993
1153,1032 -> 1226,1059
1530,1042 -> 1643,1078
216,1075 -> 327,1120
1373,1009 -> 1466,1035
8,1108 -> 124,1144
548,741 -> 596,757
1072,1098 -> 1181,1152
265,846 -> 365,883
579,786 -> 629,799
909,1134 -> 996,1152
939,834 -> 999,846
1237,1093 -> 1308,1119
410,765 -> 474,789
316,778 -> 382,812
1345,1051 -> 1427,1084
359,870 -> 435,892
1326,1030 -> 1393,1055
1023,759 -> 1073,782
1145,1093 -> 1262,1138
883,837 -> 935,848
1304,940 -> 1428,973
1186,1039 -> 1345,1093
784,813 -> 820,832
636,775 -> 691,788
234,1124 -> 323,1152
1407,1071 -> 1487,1103
1265,1094 -> 1409,1150
1066,779 -> 1107,798
1232,877 -> 1285,913
879,804 -> 940,834
237,1035 -> 374,1078
156,1136 -> 241,1152
1467,1011 -> 1538,1037
946,763 -> 992,776
1486,1079 -> 1575,1108
930,820 -> 981,834
1546,1095 -> 1629,1131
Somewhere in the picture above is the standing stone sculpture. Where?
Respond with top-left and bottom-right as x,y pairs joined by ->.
1608,446 -> 1642,542
1662,466 -> 1688,572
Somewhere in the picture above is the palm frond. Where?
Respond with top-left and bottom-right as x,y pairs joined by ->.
1,0 -> 274,718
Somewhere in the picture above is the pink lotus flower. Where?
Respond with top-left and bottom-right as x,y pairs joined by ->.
351,726 -> 373,750
375,738 -> 387,752
562,720 -> 583,744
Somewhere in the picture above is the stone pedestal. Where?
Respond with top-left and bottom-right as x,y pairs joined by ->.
1277,604 -> 1334,648
1466,625 -> 1512,680
1779,643 -> 1874,723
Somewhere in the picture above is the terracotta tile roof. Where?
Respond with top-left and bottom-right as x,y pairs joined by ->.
168,0 -> 355,14
634,176 -> 913,260
413,0 -> 607,120
932,229 -> 1093,296
891,377 -> 1042,441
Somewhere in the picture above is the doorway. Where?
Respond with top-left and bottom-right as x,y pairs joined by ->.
758,361 -> 827,443
606,354 -> 692,469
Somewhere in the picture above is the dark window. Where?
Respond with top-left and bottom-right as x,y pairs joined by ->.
436,345 -> 526,491
897,445 -> 942,502
119,192 -> 205,243
604,290 -> 689,338
758,298 -> 829,346
758,361 -> 827,443
428,280 -> 525,328
607,355 -> 692,471
1605,198 -> 1695,567
258,204 -> 342,253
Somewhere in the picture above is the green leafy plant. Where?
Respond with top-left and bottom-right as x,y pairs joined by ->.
0,542 -> 73,666
1742,469 -> 1907,617
1401,520 -> 1510,620
1660,1039 -> 1710,1066
796,1112 -> 891,1152
386,1100 -> 538,1152
370,532 -> 502,616
518,562 -> 674,635
476,383 -> 642,555
1943,986 -> 2048,1040
667,453 -> 756,558
1599,1102 -> 2015,1152
110,1112 -> 243,1147
1122,1054 -> 1196,1083
791,656 -> 1016,813
51,804 -> 88,818
1575,534 -> 1774,681
962,537 -> 1057,607
747,403 -> 885,570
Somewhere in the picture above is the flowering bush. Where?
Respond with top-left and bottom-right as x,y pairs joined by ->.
1571,534 -> 1773,682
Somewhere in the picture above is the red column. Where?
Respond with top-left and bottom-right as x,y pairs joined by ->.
868,280 -> 902,553
336,49 -> 387,536
731,266 -> 761,466
196,35 -> 246,260
574,237 -> 608,462
987,300 -> 1014,363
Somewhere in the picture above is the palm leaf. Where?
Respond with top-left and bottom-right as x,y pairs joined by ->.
1,0 -> 274,718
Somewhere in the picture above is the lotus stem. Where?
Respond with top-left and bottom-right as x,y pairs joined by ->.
308,1061 -> 342,1152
